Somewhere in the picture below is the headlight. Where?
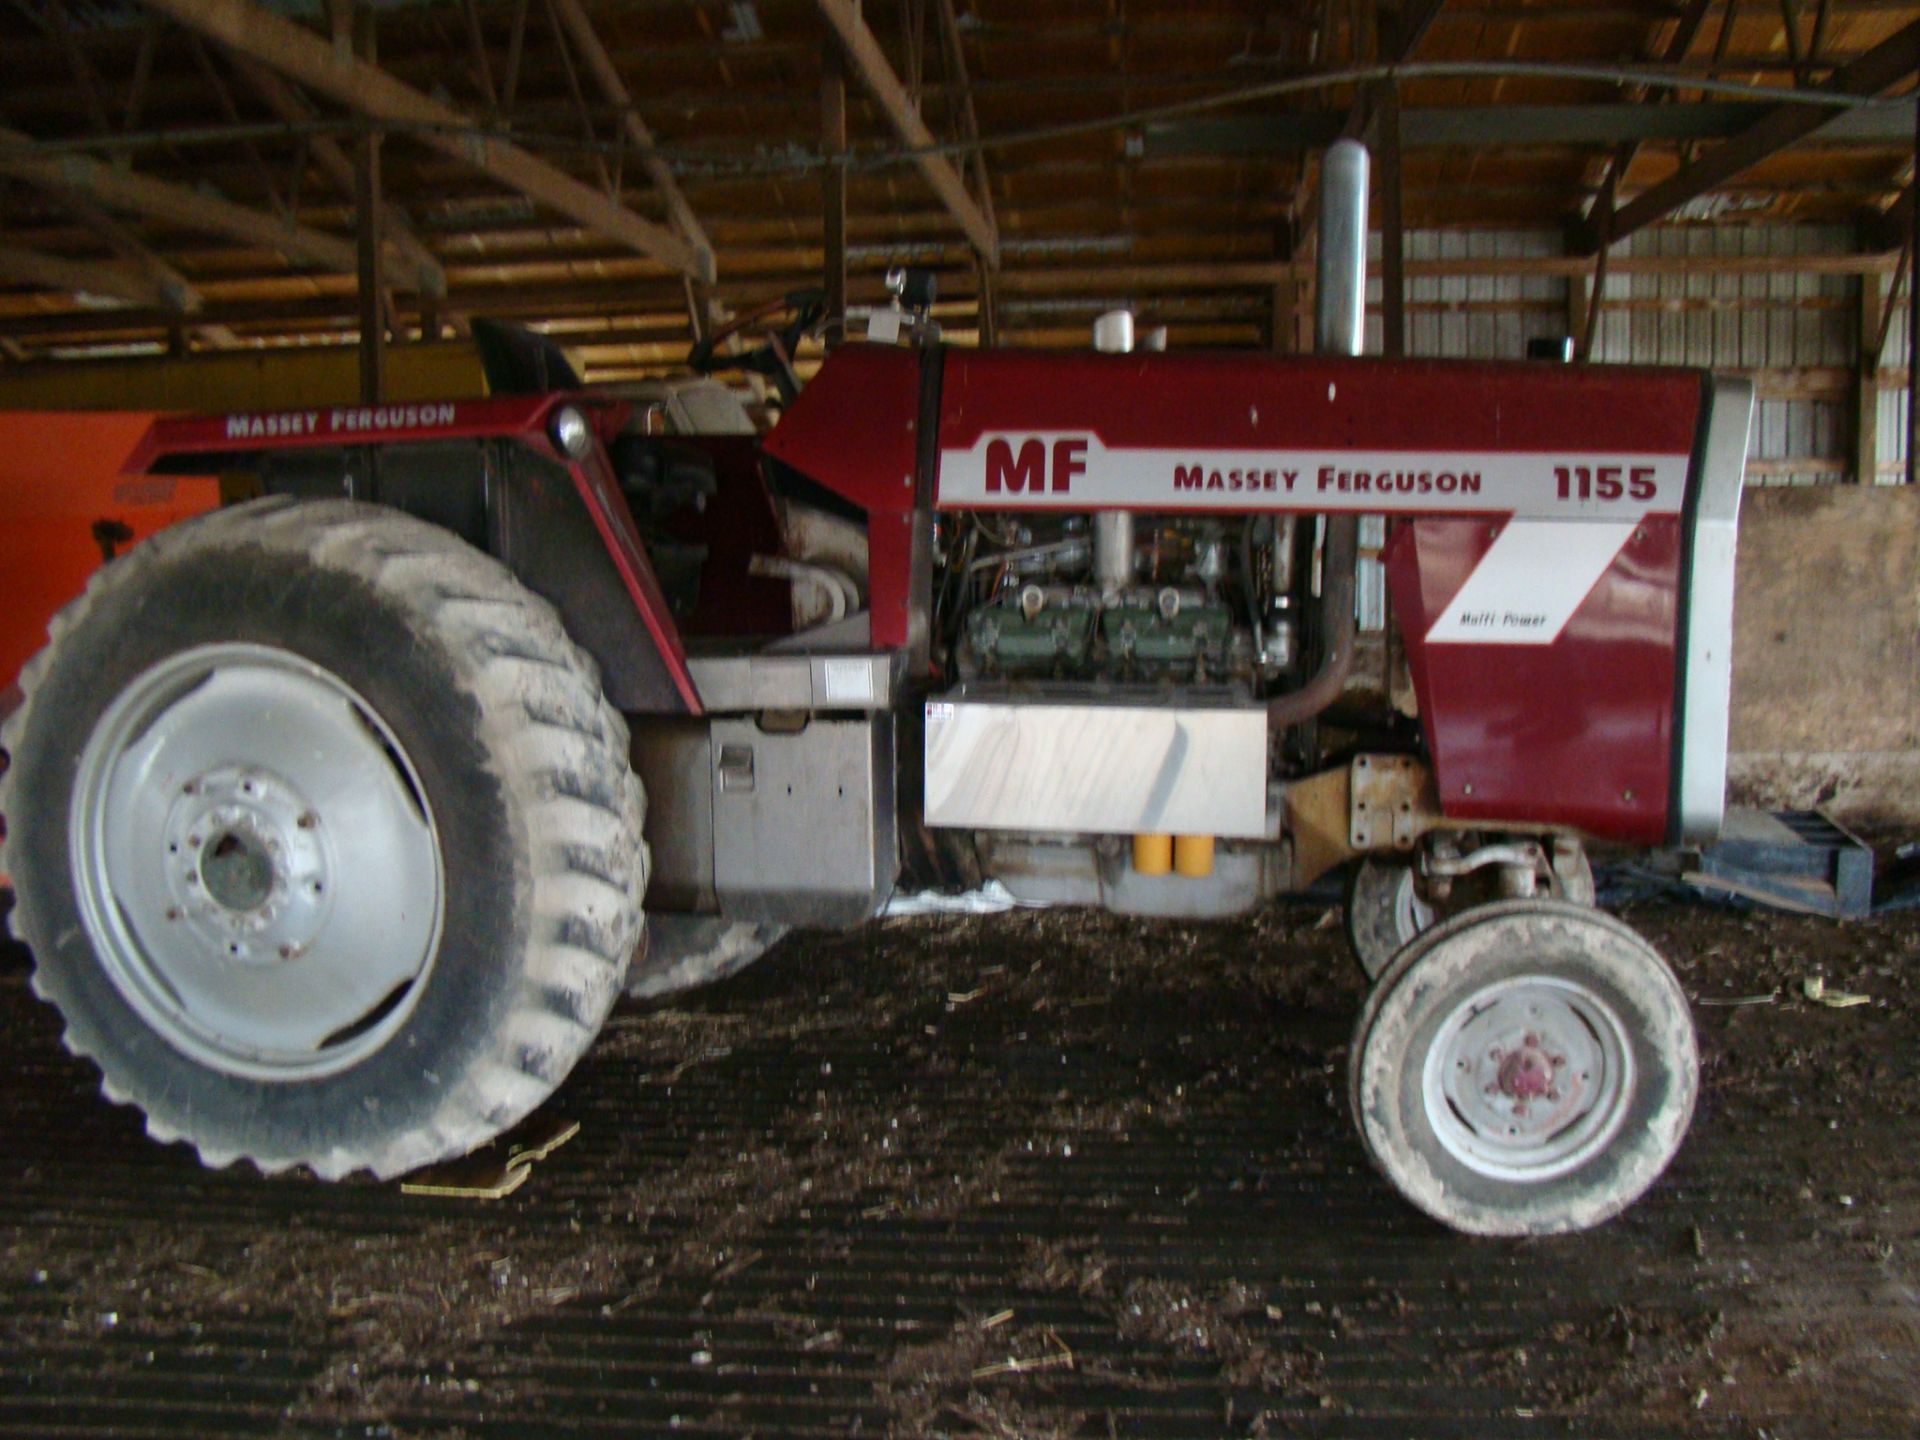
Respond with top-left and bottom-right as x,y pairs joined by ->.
550,405 -> 592,460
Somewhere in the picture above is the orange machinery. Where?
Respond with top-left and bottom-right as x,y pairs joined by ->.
0,412 -> 221,703
0,413 -> 220,882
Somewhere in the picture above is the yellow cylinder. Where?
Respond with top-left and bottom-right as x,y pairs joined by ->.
1173,834 -> 1215,878
1132,833 -> 1173,876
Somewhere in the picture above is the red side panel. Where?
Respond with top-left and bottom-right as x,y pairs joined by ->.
762,344 -> 922,513
1384,518 -> 1681,845
761,344 -> 923,646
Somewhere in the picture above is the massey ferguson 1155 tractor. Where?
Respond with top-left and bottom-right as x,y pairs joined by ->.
0,143 -> 1749,1234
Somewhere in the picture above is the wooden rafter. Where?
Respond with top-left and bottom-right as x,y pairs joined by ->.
1583,17 -> 1920,251
140,0 -> 712,281
932,0 -> 996,271
0,124 -> 359,273
226,53 -> 447,295
0,241 -> 183,312
814,0 -> 999,265
1583,0 -> 1714,208
821,38 -> 848,343
546,0 -> 715,278
1341,0 -> 1445,141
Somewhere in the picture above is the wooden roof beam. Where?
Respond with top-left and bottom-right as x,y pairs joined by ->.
1579,17 -> 1920,251
48,193 -> 242,348
226,54 -> 447,295
1340,0 -> 1445,142
139,0 -> 712,282
547,0 -> 714,281
814,0 -> 999,267
932,0 -> 995,240
0,124 -> 358,273
0,241 -> 186,312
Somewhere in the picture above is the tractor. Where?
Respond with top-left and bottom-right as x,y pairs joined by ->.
0,143 -> 1748,1234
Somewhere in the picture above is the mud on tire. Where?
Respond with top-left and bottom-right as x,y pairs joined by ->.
0,499 -> 647,1179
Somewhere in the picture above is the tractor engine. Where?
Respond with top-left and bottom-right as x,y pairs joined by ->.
951,512 -> 1296,686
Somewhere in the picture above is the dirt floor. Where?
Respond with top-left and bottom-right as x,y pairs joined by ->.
2,890 -> 1918,1439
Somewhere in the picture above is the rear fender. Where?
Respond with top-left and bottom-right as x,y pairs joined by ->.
126,398 -> 700,714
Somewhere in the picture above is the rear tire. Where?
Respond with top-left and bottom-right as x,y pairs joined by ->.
626,915 -> 787,1000
0,499 -> 647,1178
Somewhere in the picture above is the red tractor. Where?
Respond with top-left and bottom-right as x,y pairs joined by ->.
0,144 -> 1748,1234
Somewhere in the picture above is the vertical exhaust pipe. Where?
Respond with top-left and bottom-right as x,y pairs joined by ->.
1316,141 -> 1369,358
1092,309 -> 1137,599
1268,139 -> 1365,729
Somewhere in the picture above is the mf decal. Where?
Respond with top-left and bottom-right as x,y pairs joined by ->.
984,436 -> 1089,494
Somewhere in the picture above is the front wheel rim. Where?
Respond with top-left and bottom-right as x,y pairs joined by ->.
1421,975 -> 1634,1183
70,642 -> 446,1081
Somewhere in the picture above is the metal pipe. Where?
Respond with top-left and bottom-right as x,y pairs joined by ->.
1316,140 -> 1369,356
1092,309 -> 1136,597
1269,139 -> 1366,729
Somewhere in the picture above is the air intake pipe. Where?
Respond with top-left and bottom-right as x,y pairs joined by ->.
1267,139 -> 1365,730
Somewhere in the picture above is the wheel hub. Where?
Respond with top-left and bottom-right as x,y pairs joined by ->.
163,765 -> 330,965
1495,1040 -> 1556,1101
1425,977 -> 1633,1182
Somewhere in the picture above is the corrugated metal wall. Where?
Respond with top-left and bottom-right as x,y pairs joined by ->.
1365,226 -> 1910,486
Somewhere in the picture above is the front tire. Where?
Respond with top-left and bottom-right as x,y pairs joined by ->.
0,500 -> 646,1178
1350,899 -> 1696,1235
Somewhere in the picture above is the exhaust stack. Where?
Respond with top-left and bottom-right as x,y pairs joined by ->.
1267,138 -> 1367,730
1316,140 -> 1369,358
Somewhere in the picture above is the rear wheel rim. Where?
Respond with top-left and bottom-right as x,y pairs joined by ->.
1421,974 -> 1634,1183
70,642 -> 445,1081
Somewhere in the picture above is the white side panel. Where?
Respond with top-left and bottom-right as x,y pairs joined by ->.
924,697 -> 1270,838
1426,520 -> 1638,645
